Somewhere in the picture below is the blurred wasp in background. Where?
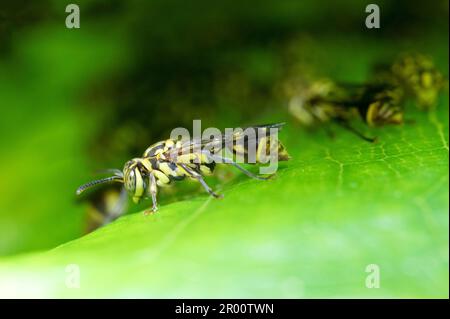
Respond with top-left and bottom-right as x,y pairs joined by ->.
79,184 -> 128,233
286,78 -> 403,142
285,53 -> 446,142
77,124 -> 290,215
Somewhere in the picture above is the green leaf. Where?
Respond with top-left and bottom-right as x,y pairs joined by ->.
0,99 -> 448,298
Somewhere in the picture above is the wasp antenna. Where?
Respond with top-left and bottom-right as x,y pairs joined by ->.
76,176 -> 123,195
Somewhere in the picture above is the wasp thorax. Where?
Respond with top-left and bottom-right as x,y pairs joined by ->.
123,159 -> 147,203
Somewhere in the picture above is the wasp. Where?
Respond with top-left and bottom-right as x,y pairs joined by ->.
288,79 -> 404,142
77,124 -> 290,213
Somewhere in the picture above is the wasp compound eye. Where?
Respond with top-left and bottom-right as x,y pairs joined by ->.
124,168 -> 136,194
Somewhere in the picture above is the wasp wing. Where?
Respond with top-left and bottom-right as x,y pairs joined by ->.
163,123 -> 288,164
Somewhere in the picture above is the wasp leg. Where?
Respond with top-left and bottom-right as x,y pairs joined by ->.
336,120 -> 378,143
144,172 -> 159,215
179,163 -> 223,198
205,153 -> 271,180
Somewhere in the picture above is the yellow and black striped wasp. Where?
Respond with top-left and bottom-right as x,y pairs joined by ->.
77,123 -> 290,213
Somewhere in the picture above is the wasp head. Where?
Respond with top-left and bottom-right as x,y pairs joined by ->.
123,159 -> 148,204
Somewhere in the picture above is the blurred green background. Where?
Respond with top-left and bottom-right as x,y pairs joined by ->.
0,0 -> 448,298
